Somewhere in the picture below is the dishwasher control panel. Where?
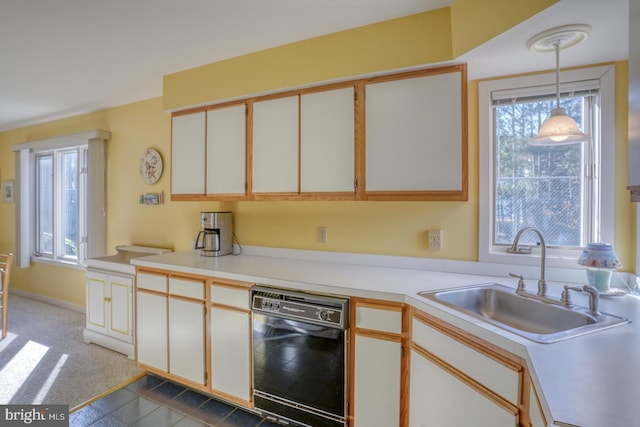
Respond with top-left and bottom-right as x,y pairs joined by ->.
251,286 -> 348,329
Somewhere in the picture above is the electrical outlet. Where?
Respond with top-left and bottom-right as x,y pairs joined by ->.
318,226 -> 328,243
428,229 -> 441,250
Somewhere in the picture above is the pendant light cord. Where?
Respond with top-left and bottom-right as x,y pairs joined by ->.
526,24 -> 591,145
554,42 -> 561,110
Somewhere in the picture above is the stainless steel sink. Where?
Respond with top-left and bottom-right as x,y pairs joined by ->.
418,283 -> 629,343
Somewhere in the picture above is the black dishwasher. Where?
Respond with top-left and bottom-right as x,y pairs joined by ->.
251,286 -> 349,427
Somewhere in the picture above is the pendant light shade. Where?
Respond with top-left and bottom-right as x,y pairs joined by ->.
526,25 -> 591,146
528,107 -> 589,145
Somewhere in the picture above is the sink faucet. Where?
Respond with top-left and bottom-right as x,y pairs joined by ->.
563,284 -> 601,316
508,227 -> 547,296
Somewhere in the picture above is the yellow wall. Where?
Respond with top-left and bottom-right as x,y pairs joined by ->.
163,9 -> 453,111
0,5 -> 634,307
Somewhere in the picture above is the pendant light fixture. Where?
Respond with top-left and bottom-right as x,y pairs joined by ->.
526,24 -> 591,146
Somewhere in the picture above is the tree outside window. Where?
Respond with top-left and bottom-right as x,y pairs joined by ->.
494,96 -> 591,248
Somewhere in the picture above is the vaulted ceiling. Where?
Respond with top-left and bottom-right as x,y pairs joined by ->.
0,0 -> 627,132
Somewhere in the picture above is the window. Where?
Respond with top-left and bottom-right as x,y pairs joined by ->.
479,66 -> 615,268
12,130 -> 109,269
494,94 -> 596,247
34,146 -> 87,263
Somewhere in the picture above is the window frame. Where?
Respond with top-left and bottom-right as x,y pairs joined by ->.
12,130 -> 109,269
478,65 -> 615,269
32,146 -> 87,265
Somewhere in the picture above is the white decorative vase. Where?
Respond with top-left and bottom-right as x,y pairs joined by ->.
585,267 -> 613,292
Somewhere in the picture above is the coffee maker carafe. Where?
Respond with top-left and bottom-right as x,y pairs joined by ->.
195,212 -> 233,257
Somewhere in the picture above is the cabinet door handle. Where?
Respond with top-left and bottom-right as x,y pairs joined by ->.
104,297 -> 112,302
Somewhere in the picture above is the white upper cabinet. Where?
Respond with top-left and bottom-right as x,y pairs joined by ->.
252,96 -> 299,193
171,64 -> 467,201
300,87 -> 355,193
171,112 -> 206,195
365,71 -> 463,192
206,105 -> 246,195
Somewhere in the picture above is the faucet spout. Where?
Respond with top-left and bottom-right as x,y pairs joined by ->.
509,227 -> 547,296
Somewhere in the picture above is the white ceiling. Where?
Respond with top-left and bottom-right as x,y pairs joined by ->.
0,0 -> 627,132
461,0 -> 628,80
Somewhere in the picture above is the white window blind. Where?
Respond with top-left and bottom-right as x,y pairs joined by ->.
490,79 -> 601,104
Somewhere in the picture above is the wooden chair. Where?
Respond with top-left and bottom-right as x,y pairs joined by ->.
0,253 -> 13,339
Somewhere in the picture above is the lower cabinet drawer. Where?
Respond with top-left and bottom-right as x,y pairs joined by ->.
137,272 -> 167,293
355,305 -> 402,334
211,284 -> 249,310
169,277 -> 205,299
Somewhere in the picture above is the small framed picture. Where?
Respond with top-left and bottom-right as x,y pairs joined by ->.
2,180 -> 14,203
139,192 -> 164,205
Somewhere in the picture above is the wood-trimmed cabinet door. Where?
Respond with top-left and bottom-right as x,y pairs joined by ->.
409,310 -> 522,427
168,277 -> 206,386
210,281 -> 252,406
137,291 -> 168,371
252,95 -> 299,194
364,67 -> 466,200
351,299 -> 405,427
136,271 -> 169,372
206,104 -> 247,196
172,111 -> 206,196
300,86 -> 355,194
409,347 -> 518,427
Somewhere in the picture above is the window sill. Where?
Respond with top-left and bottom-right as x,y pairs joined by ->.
31,256 -> 86,271
480,249 -> 581,270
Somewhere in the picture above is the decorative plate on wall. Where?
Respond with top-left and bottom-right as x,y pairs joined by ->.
139,148 -> 163,184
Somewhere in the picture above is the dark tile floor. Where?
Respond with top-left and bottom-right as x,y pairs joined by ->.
70,374 -> 280,427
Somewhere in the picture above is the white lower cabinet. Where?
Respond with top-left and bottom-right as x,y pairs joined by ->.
136,272 -> 206,387
353,334 -> 402,426
85,270 -> 134,357
210,281 -> 252,404
136,272 -> 169,371
409,312 -> 521,427
168,276 -> 206,385
136,271 -> 251,399
136,290 -> 168,371
351,300 -> 404,426
133,268 -> 543,427
210,307 -> 251,401
169,297 -> 205,384
409,348 -> 518,427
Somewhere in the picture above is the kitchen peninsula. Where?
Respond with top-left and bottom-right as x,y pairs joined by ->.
132,248 -> 640,427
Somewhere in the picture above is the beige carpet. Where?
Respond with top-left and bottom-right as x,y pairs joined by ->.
0,293 -> 143,409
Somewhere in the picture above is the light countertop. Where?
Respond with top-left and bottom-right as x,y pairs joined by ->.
132,249 -> 640,427
87,245 -> 172,275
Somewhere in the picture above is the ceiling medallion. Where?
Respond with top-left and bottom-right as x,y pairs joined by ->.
526,24 -> 591,53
